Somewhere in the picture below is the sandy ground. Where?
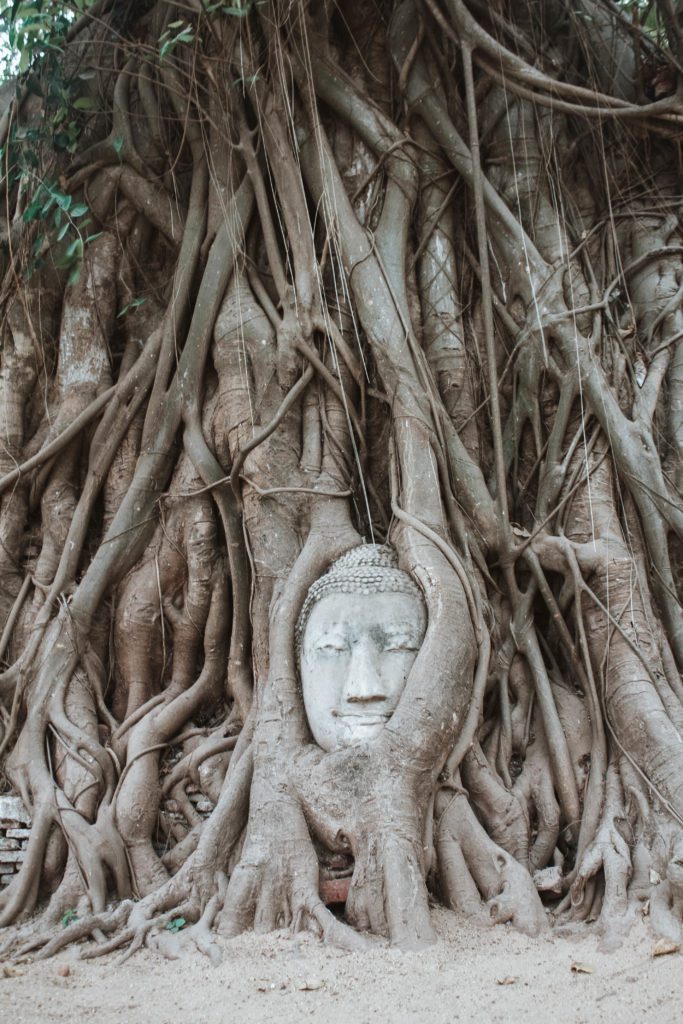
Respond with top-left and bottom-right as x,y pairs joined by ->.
1,908 -> 681,1024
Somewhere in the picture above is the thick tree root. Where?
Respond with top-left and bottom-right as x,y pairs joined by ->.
436,786 -> 548,937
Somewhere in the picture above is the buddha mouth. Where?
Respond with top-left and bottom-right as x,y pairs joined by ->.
335,712 -> 391,727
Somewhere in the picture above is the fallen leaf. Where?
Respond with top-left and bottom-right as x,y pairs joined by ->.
496,976 -> 517,985
649,869 -> 661,885
512,525 -> 530,538
571,962 -> 593,975
56,964 -> 70,977
653,939 -> 680,957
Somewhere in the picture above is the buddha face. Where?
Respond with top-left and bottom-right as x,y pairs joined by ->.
300,590 -> 427,751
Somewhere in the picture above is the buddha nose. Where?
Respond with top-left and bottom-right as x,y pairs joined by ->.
343,639 -> 385,703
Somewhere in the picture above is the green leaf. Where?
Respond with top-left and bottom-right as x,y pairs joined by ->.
65,236 -> 83,260
165,917 -> 186,933
117,297 -> 146,318
73,97 -> 94,110
70,203 -> 88,218
57,220 -> 69,241
158,23 -> 194,62
67,264 -> 81,287
61,909 -> 78,927
112,135 -> 123,156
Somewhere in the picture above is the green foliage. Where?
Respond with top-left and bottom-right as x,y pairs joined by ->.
0,2 -> 105,280
202,0 -> 265,17
21,176 -> 96,280
158,20 -> 194,63
0,1 -> 91,76
165,917 -> 186,933
117,297 -> 146,319
1,1 -> 100,147
61,908 -> 78,927
614,0 -> 667,44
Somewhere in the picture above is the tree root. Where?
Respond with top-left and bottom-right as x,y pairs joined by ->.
648,830 -> 683,940
566,763 -> 633,950
436,785 -> 548,937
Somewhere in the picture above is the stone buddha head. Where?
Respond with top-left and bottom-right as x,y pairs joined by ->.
296,544 -> 427,751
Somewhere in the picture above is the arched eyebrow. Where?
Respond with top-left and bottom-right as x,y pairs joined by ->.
309,628 -> 348,648
373,622 -> 424,643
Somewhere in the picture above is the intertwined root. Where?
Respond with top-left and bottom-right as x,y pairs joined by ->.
436,788 -> 548,937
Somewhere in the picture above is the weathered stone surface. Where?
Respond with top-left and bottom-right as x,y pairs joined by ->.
0,851 -> 25,863
300,546 -> 427,752
0,837 -> 20,850
6,828 -> 31,839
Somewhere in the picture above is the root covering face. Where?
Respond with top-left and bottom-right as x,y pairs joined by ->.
0,0 -> 683,961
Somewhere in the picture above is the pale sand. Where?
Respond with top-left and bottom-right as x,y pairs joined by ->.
1,908 -> 680,1024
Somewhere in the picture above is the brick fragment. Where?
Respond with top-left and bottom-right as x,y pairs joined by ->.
0,796 -> 31,823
